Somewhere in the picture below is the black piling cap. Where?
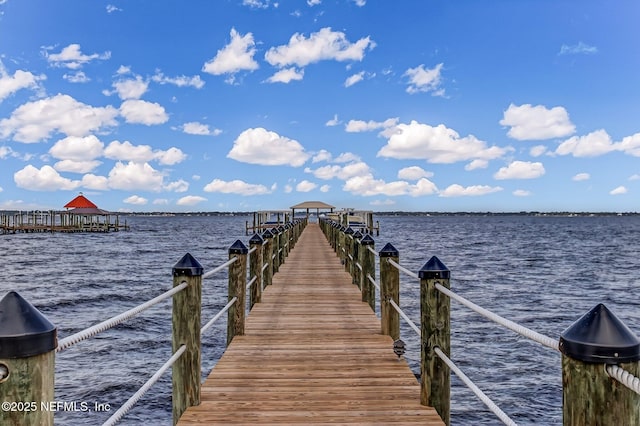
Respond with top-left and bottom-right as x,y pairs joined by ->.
262,229 -> 274,239
271,227 -> 280,235
345,227 -> 355,235
353,230 -> 363,239
0,291 -> 57,358
360,234 -> 375,246
173,252 -> 204,276
559,303 -> 640,364
379,242 -> 399,258
229,239 -> 249,254
418,256 -> 450,279
249,233 -> 264,245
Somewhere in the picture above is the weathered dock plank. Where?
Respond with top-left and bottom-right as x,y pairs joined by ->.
177,223 -> 444,425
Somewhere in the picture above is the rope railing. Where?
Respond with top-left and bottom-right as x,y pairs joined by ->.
102,345 -> 186,426
434,283 -> 558,350
389,299 -> 420,337
607,365 -> 640,395
434,347 -> 518,426
387,258 -> 419,280
202,257 -> 237,279
246,275 -> 257,290
56,282 -> 189,352
201,297 -> 238,335
367,273 -> 380,291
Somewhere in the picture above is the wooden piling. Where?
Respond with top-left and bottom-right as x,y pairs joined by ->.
227,240 -> 248,346
419,256 -> 451,426
0,291 -> 56,426
560,303 -> 640,426
359,234 -> 375,311
379,243 -> 400,340
172,253 -> 203,425
249,233 -> 264,309
262,230 -> 274,288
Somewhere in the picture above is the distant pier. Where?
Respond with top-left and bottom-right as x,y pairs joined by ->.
0,210 -> 128,234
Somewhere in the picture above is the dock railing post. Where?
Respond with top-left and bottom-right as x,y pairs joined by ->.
344,227 -> 354,274
277,226 -> 286,268
249,233 -> 264,309
0,291 -> 56,426
270,228 -> 280,274
171,253 -> 203,425
227,240 -> 248,346
419,256 -> 451,426
262,229 -> 274,288
559,303 -> 640,426
379,243 -> 400,340
359,234 -> 375,311
352,230 -> 362,287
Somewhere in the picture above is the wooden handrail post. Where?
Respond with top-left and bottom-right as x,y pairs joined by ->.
339,226 -> 346,264
172,253 -> 203,425
419,256 -> 451,426
277,226 -> 286,268
359,234 -> 375,311
344,227 -> 354,274
227,240 -> 248,346
379,243 -> 400,340
559,303 -> 640,426
0,291 -> 56,426
249,233 -> 264,309
352,231 -> 362,286
262,229 -> 274,288
270,227 -> 280,273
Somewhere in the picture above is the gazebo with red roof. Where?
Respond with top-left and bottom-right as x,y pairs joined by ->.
64,193 -> 98,210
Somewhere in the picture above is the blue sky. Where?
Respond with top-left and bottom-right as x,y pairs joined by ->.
1,0 -> 639,212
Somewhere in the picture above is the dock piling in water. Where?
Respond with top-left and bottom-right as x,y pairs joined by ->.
379,243 -> 400,341
227,240 -> 248,346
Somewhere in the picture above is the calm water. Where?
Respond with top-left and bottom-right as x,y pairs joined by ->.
1,214 -> 639,425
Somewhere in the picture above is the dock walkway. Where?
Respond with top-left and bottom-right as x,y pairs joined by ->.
178,223 -> 444,425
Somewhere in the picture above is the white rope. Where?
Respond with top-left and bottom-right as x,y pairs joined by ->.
246,275 -> 257,290
367,246 -> 378,257
201,297 -> 237,335
356,262 -> 362,271
434,347 -> 518,426
389,299 -> 421,337
262,262 -> 269,272
606,365 -> 640,395
435,284 -> 558,350
367,273 -> 380,291
203,257 -> 237,279
248,247 -> 257,255
387,258 -> 420,280
0,364 -> 8,381
102,345 -> 186,426
57,282 -> 189,352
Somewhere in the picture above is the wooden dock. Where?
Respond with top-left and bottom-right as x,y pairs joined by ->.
177,223 -> 444,425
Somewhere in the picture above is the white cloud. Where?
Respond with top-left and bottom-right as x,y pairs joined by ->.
202,28 -> 259,82
63,71 -> 90,83
106,4 -> 122,13
45,44 -> 111,69
228,127 -> 310,166
14,165 -> 80,191
344,71 -> 364,87
494,161 -> 545,180
80,174 -> 109,190
513,189 -> 531,197
181,122 -> 221,136
334,152 -> 360,163
320,184 -> 330,192
307,161 -> 371,180
556,129 -> 614,157
124,195 -> 148,205
49,135 -> 104,161
346,117 -> 398,133
265,27 -> 374,68
325,114 -> 340,126
103,140 -> 185,165
617,133 -> 640,157
530,145 -> 548,157
203,178 -> 272,195
378,120 -> 508,164
119,99 -> 168,125
370,199 -> 395,206
629,174 -> 640,181
465,159 -> 488,171
151,72 -> 205,89
265,67 -> 304,83
307,0 -> 321,5
610,186 -> 627,195
559,42 -> 598,56
153,198 -> 170,205
296,180 -> 317,192
107,161 -> 165,191
164,179 -> 189,192
572,173 -> 590,181
404,63 -> 444,95
112,76 -> 149,100
343,175 -> 437,197
501,104 -> 575,140
242,0 -> 271,8
177,195 -> 207,206
0,94 -> 118,143
397,166 -> 433,180
352,0 -> 366,5
0,69 -> 45,101
439,184 -> 503,197
54,160 -> 102,174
